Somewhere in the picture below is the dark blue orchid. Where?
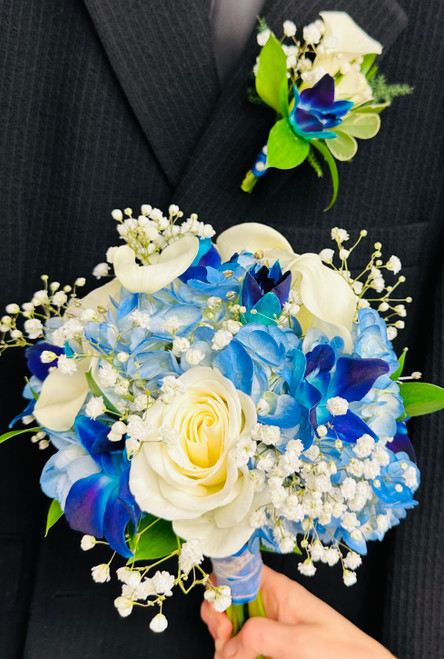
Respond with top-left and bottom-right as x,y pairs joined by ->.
304,344 -> 389,442
26,341 -> 64,381
241,261 -> 291,326
289,74 -> 353,141
64,416 -> 140,558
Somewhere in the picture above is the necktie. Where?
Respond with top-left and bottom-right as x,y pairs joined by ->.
211,0 -> 267,86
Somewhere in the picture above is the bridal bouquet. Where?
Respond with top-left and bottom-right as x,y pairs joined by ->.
242,12 -> 412,207
1,205 -> 442,636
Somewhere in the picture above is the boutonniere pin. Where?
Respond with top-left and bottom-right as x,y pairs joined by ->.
242,12 -> 412,208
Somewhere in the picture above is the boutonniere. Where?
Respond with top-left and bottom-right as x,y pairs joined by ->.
242,12 -> 412,208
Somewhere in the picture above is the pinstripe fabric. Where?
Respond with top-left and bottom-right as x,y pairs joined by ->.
0,0 -> 443,656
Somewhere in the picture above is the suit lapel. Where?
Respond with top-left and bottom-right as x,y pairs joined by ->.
83,0 -> 221,188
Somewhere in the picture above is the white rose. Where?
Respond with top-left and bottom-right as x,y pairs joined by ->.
314,11 -> 382,78
335,69 -> 374,105
216,223 -> 357,351
129,367 -> 261,558
113,235 -> 199,294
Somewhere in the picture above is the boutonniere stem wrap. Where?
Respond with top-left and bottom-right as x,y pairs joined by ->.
242,12 -> 412,208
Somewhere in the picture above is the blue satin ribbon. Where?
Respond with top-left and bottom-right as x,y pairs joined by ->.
212,546 -> 263,604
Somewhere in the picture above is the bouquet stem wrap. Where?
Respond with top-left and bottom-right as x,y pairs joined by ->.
212,546 -> 263,605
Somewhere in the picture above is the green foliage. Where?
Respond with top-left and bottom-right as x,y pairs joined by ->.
255,35 -> 289,116
266,119 -> 310,169
370,74 -> 413,104
128,513 -> 179,562
326,131 -> 357,161
311,140 -> 339,210
45,499 -> 64,536
391,348 -> 408,381
307,149 -> 324,178
400,381 -> 444,418
0,426 -> 43,444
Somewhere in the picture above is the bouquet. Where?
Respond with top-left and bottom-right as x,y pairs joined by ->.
242,12 -> 412,208
1,205 -> 443,641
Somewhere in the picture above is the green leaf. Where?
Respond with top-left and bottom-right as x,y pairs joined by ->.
400,381 -> 444,417
45,499 -> 64,536
361,53 -> 377,77
255,34 -> 289,116
85,370 -> 121,416
355,102 -> 390,114
391,348 -> 408,381
128,514 -> 179,561
326,130 -> 358,161
311,140 -> 339,211
0,426 -> 43,445
266,119 -> 310,170
340,113 -> 381,139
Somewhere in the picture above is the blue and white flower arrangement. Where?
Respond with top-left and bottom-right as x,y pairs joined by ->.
242,12 -> 412,208
1,205 -> 442,634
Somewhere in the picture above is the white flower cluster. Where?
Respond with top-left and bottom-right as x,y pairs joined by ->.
327,228 -> 411,332
104,205 -> 214,269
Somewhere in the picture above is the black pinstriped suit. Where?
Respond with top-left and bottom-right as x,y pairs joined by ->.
1,1 -> 443,657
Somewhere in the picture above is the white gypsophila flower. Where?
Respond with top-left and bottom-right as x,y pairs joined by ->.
126,437 -> 141,458
343,570 -> 357,587
172,336 -> 190,355
130,309 -> 152,330
161,375 -> 186,401
127,414 -> 151,442
105,246 -> 118,264
340,477 -> 357,501
179,538 -> 204,574
249,469 -> 266,492
116,566 -> 134,584
309,540 -> 325,562
304,444 -> 320,461
343,551 -> 362,570
301,65 -> 327,85
229,437 -> 256,467
80,308 -> 97,322
279,534 -> 296,553
387,326 -> 398,341
92,262 -> 110,279
326,396 -> 349,416
342,512 -> 360,532
52,291 -> 68,307
57,354 -> 78,376
339,248 -> 350,260
223,319 -> 242,335
386,255 -> 402,274
24,318 -> 44,339
111,208 -> 123,221
185,348 -> 206,366
351,280 -> 363,295
362,458 -> 381,480
85,396 -> 106,420
97,362 -> 119,388
32,289 -> 49,305
298,559 -> 316,577
114,596 -> 133,618
353,434 -> 375,458
91,564 -> 111,583
283,20 -> 297,37
160,314 -> 181,336
204,585 -> 232,613
40,350 -> 57,363
107,420 -> 127,443
331,227 -> 350,243
319,248 -> 334,264
152,571 -> 175,597
5,303 -> 20,314
256,398 -> 270,416
257,28 -> 271,46
324,547 -> 340,566
133,394 -> 149,412
80,535 -> 96,551
212,329 -> 233,350
252,423 -> 281,446
303,22 -> 321,44
249,508 -> 267,528
149,613 -> 168,633
403,466 -> 418,489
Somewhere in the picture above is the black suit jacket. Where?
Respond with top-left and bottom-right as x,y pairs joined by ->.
0,1 -> 443,657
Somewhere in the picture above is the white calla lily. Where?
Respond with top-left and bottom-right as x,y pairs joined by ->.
34,357 -> 93,431
320,11 -> 382,61
70,278 -> 122,316
216,223 -> 293,262
113,235 -> 199,294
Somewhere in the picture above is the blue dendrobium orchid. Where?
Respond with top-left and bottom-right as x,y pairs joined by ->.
289,74 -> 353,141
241,261 -> 291,326
305,344 -> 389,442
64,416 -> 140,558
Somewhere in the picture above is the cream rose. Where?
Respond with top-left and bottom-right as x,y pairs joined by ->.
129,367 -> 261,558
216,223 -> 357,351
